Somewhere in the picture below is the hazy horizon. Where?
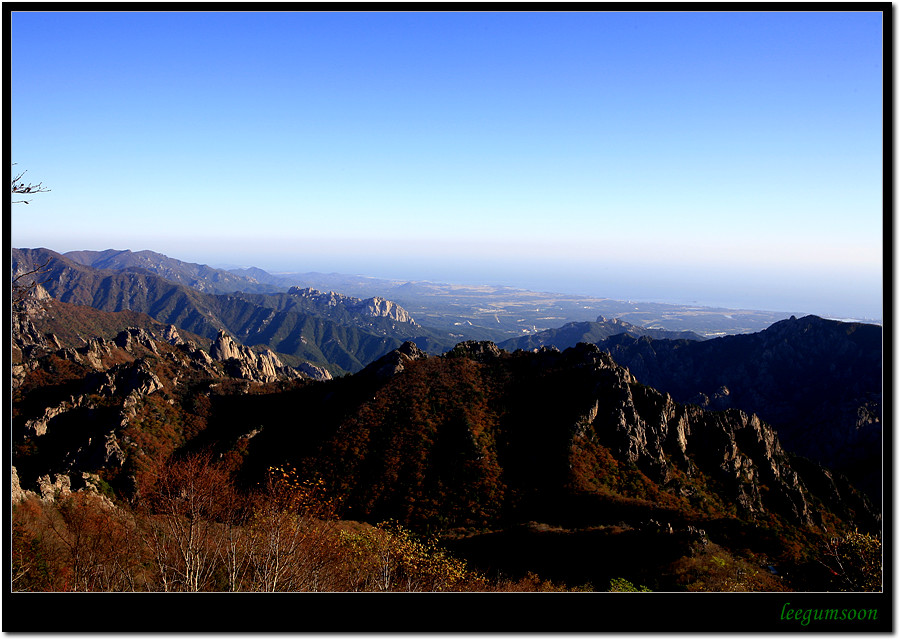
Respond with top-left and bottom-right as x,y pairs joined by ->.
14,241 -> 882,322
11,11 -> 884,322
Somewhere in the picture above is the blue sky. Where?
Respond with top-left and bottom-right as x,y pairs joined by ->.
10,10 -> 884,319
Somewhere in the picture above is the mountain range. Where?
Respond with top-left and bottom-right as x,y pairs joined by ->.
595,317 -> 883,502
44,246 -> 835,337
497,316 -> 705,351
13,248 -> 450,375
13,248 -> 703,374
11,315 -> 880,592
10,246 -> 884,592
64,248 -> 283,294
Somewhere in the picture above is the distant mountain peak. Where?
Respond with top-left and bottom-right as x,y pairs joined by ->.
63,248 -> 280,295
287,286 -> 417,325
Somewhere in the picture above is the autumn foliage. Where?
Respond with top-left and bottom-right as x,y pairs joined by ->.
11,453 -> 562,592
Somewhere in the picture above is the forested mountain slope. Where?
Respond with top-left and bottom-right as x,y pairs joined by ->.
64,248 -> 282,294
13,248 -> 456,374
12,285 -> 881,591
188,341 -> 877,590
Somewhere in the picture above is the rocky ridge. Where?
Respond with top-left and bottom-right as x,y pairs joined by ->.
286,286 -> 418,324
256,340 -> 877,535
358,340 -> 429,380
11,302 -> 330,503
209,330 -> 331,383
595,315 -> 882,501
13,248 -> 443,374
498,316 -> 705,352
63,248 -> 281,294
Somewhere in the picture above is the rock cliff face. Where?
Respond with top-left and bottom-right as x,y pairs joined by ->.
286,287 -> 417,324
255,341 -> 876,535
210,330 -> 331,382
358,340 -> 428,380
11,306 -> 329,503
506,343 -> 852,527
596,315 -> 882,501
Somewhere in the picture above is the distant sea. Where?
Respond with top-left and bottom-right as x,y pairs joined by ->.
221,254 -> 884,323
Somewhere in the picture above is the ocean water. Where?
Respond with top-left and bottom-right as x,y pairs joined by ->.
247,253 -> 883,322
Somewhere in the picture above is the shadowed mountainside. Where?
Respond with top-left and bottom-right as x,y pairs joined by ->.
194,340 -> 877,590
12,283 -> 881,591
498,316 -> 705,351
594,315 -> 882,501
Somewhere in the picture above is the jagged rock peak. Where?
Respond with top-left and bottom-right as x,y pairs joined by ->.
287,286 -> 338,303
163,324 -> 184,345
11,467 -> 35,504
563,341 -> 622,370
210,330 -> 244,362
209,330 -> 325,382
396,340 -> 427,360
358,296 -> 416,324
114,327 -> 159,354
287,286 -> 417,324
445,340 -> 503,362
360,341 -> 429,380
295,362 -> 333,381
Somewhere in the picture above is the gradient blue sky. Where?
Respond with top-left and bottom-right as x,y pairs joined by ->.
10,10 -> 884,319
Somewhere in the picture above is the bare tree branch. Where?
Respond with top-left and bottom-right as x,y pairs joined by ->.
11,165 -> 52,311
11,165 -> 50,204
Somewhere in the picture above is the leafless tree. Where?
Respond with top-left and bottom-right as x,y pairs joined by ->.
139,453 -> 233,591
11,165 -> 51,311
11,164 -> 50,204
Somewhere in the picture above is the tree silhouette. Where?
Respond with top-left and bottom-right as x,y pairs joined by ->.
11,165 -> 51,312
11,165 -> 50,204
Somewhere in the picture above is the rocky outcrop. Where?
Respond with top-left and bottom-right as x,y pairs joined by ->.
598,315 -> 883,501
37,473 -> 72,502
11,286 -> 58,369
23,397 -> 87,438
114,327 -> 159,354
210,330 -> 245,361
12,466 -> 118,505
356,296 -> 416,324
359,341 -> 428,380
498,316 -> 705,352
11,467 -> 36,503
287,287 -> 418,325
297,340 -> 876,534
210,330 -> 329,382
71,431 -> 127,471
163,324 -> 184,346
11,307 -> 331,503
445,340 -> 503,362
566,342 -> 877,529
294,361 -> 333,382
516,342 -> 811,522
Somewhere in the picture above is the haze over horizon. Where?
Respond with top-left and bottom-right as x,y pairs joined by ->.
11,11 -> 884,321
